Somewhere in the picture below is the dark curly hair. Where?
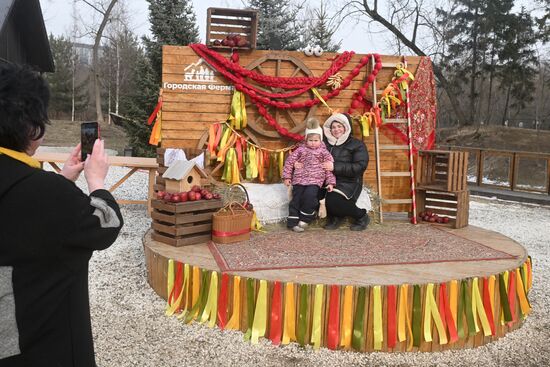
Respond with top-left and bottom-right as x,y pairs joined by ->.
0,63 -> 50,152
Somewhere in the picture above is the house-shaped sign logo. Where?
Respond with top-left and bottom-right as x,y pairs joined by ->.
184,58 -> 217,83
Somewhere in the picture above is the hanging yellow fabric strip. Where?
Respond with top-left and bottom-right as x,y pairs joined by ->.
340,285 -> 354,349
500,271 -> 509,325
167,263 -> 189,316
282,282 -> 296,345
515,268 -> 531,316
472,278 -> 492,336
397,284 -> 408,342
426,284 -> 448,345
488,275 -> 496,312
373,286 -> 383,350
423,284 -> 434,343
240,91 -> 247,128
251,280 -> 268,344
311,88 -> 333,113
449,280 -> 458,330
225,276 -> 241,330
165,259 -> 175,313
310,284 -> 324,350
199,271 -> 218,327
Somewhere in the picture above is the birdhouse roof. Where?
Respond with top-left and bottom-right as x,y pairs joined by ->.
162,160 -> 208,180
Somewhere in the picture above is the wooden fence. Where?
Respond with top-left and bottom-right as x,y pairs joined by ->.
438,145 -> 550,195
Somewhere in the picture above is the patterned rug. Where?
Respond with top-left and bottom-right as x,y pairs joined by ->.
208,224 -> 516,272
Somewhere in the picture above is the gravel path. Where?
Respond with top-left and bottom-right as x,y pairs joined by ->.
80,167 -> 550,367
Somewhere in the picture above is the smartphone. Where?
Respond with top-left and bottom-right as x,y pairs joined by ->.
81,122 -> 100,161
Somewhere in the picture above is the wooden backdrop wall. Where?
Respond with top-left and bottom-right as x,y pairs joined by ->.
161,45 -> 424,213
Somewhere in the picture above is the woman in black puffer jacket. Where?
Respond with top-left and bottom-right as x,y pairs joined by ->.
321,113 -> 370,230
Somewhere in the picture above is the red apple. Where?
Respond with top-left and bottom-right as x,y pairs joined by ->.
195,192 -> 202,200
436,217 -> 444,224
200,188 -> 209,197
442,217 -> 450,224
191,185 -> 201,193
156,191 -> 166,200
163,193 -> 172,202
171,194 -> 181,203
188,191 -> 197,201
179,192 -> 188,202
204,193 -> 213,200
212,193 -> 221,199
428,217 -> 437,222
213,40 -> 221,46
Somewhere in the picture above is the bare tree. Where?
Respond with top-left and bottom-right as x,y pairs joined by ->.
340,0 -> 468,124
81,0 -> 119,124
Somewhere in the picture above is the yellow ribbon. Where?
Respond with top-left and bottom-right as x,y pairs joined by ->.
397,284 -> 413,351
251,280 -> 268,343
149,109 -> 162,145
515,268 -> 531,316
0,147 -> 41,168
472,278 -> 492,336
199,271 -> 218,327
488,276 -> 495,313
373,286 -> 383,350
527,258 -> 532,291
167,263 -> 189,316
340,285 -> 354,349
165,259 -> 175,313
424,283 -> 448,344
311,88 -> 333,113
310,284 -> 324,350
449,280 -> 458,330
282,282 -> 296,344
225,276 -> 242,330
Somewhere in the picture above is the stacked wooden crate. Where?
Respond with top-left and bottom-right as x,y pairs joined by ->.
151,199 -> 223,246
206,8 -> 258,49
416,150 -> 470,228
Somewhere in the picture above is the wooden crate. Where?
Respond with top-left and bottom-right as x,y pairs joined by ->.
417,150 -> 469,192
151,198 -> 223,246
206,8 -> 258,49
416,189 -> 469,229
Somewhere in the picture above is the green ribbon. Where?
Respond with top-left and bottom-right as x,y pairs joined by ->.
457,281 -> 465,339
412,285 -> 422,347
243,278 -> 256,341
184,269 -> 206,323
499,273 -> 513,322
296,284 -> 309,346
352,287 -> 366,351
461,280 -> 476,336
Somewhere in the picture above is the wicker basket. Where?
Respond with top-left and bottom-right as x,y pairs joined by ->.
212,202 -> 253,243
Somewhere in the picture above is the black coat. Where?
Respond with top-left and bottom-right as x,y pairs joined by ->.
325,136 -> 369,201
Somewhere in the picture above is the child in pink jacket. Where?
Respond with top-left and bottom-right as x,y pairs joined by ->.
283,118 -> 336,232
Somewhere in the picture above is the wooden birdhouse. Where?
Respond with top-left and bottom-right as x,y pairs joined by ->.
162,160 -> 207,193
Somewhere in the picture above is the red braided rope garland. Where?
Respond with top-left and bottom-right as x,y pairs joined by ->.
188,44 -> 383,140
191,43 -> 354,89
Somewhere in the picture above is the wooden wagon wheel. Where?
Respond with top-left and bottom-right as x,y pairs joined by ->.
244,53 -> 318,139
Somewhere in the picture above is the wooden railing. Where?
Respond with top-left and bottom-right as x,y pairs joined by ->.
437,146 -> 550,195
33,152 -> 158,215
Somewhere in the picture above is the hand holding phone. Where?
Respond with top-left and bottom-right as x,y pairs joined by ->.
81,122 -> 100,161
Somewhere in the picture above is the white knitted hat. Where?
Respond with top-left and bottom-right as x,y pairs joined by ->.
304,118 -> 323,139
323,113 -> 352,146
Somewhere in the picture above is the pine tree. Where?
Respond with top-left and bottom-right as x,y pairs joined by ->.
305,1 -> 340,52
122,0 -> 200,156
45,34 -> 88,119
247,0 -> 304,50
498,9 -> 538,123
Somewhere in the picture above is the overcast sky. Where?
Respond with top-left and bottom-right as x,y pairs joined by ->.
38,0 -> 395,54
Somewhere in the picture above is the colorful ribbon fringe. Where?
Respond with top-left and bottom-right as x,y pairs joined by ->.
164,259 -> 533,351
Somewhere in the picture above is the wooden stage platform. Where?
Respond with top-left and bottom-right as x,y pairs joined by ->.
143,223 -> 533,352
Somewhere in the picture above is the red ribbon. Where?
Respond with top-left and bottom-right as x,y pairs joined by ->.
387,285 -> 397,348
168,262 -> 183,309
147,99 -> 162,125
326,285 -> 340,350
212,228 -> 251,237
217,273 -> 230,329
440,283 -> 458,343
236,138 -> 243,169
482,277 -> 496,335
507,272 -> 517,326
268,281 -> 282,345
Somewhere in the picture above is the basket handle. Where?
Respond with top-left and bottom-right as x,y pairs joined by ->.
228,183 -> 250,205
217,200 -> 250,215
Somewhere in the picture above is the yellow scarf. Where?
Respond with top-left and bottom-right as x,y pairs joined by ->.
0,147 -> 41,168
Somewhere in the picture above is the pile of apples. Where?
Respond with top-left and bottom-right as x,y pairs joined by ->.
156,185 -> 221,203
418,211 -> 450,224
212,35 -> 250,48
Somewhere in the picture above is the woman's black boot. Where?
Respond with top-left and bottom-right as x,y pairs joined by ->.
350,213 -> 370,231
324,216 -> 343,230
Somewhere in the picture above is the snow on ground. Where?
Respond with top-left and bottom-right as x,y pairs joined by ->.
64,166 -> 550,366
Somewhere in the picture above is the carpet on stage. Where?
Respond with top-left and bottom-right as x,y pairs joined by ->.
208,224 -> 516,272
